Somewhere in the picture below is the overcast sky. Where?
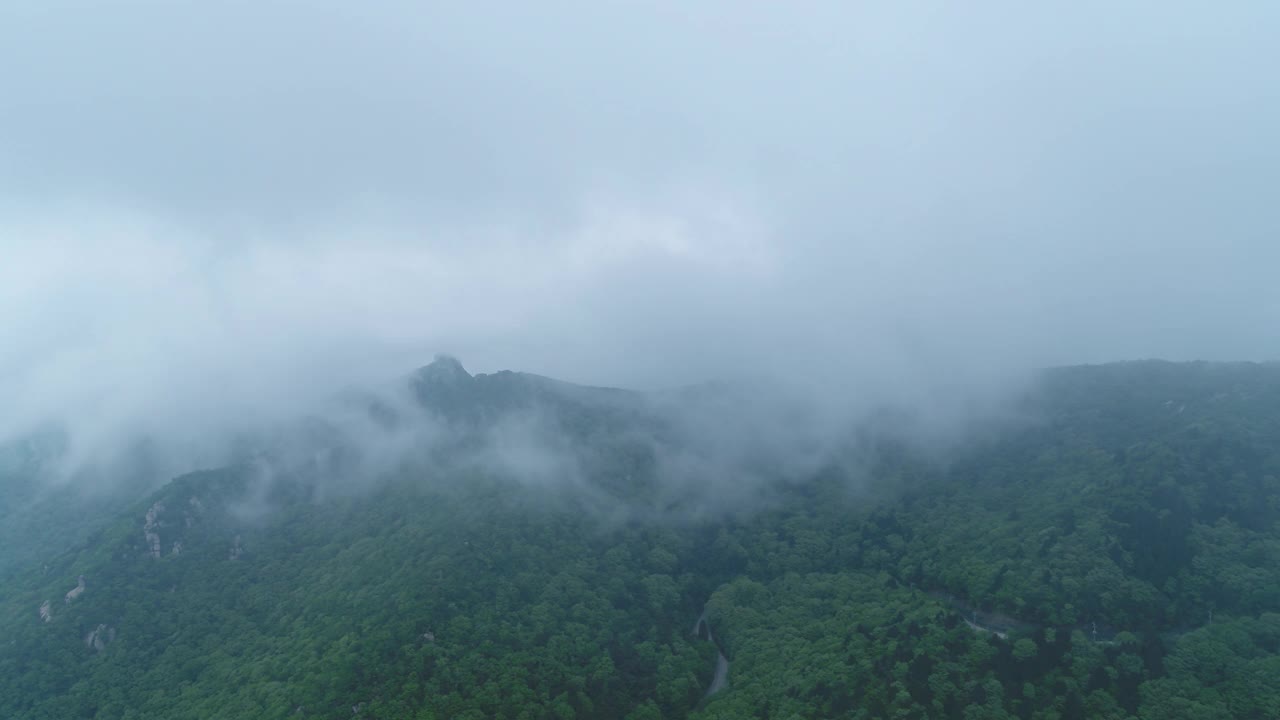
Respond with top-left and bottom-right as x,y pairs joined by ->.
2,1 -> 1279,464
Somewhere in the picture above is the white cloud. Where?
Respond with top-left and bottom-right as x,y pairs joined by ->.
0,1 -> 1278,478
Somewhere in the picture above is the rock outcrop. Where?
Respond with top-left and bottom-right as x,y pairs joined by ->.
39,600 -> 52,623
65,575 -> 86,604
185,495 -> 205,527
84,623 -> 115,652
144,501 -> 165,559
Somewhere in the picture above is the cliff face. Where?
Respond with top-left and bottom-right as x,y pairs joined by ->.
136,493 -> 214,560
64,575 -> 85,604
143,501 -> 164,559
84,624 -> 115,652
38,599 -> 51,623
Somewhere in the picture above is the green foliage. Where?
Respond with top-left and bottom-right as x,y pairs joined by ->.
2,360 -> 1280,718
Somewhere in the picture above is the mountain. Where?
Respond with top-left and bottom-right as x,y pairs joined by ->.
1,360 -> 1279,719
0,433 -> 163,587
409,355 -> 651,438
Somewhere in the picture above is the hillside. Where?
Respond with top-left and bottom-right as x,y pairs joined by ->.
2,359 -> 1279,719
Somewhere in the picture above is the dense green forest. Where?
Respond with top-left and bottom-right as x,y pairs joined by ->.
2,359 -> 1279,719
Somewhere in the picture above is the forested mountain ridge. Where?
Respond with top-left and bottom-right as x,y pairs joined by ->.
0,435 -> 158,588
2,359 -> 1278,719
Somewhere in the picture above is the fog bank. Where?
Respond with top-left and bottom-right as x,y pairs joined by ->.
1,1 -> 1277,478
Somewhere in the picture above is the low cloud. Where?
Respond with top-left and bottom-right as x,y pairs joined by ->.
1,1 -> 1277,485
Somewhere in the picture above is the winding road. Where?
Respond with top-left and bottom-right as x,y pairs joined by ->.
693,609 -> 730,697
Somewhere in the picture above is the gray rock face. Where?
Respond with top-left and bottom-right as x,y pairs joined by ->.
64,575 -> 85,604
84,624 -> 115,652
185,495 -> 205,528
38,600 -> 51,623
144,501 -> 165,559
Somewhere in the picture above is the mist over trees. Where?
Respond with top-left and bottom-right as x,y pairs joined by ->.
3,2 -> 1279,718
2,359 -> 1279,718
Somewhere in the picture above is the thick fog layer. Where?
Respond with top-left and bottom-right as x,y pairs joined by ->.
2,2 -> 1278,477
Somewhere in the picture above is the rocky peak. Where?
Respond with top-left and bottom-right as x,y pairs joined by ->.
417,354 -> 472,387
411,355 -> 482,417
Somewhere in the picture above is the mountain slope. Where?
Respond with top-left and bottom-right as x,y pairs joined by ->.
2,360 -> 1279,719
